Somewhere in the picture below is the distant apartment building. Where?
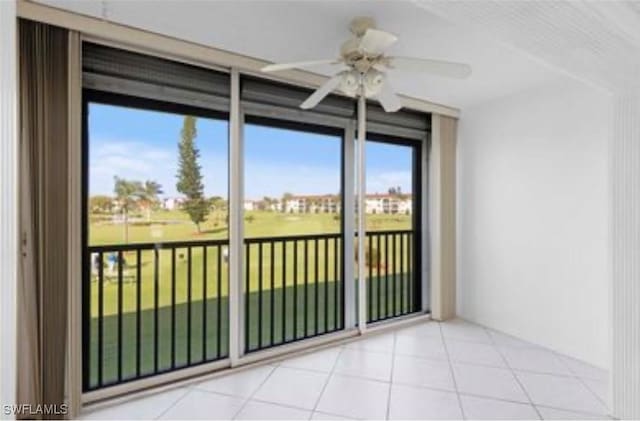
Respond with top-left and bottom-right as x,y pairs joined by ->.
245,199 -> 281,212
362,194 -> 412,215
283,196 -> 308,213
266,201 -> 282,212
279,194 -> 411,214
283,195 -> 339,214
243,200 -> 256,211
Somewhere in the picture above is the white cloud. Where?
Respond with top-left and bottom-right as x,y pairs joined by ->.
90,136 -> 227,198
90,138 -> 178,196
90,137 -> 410,199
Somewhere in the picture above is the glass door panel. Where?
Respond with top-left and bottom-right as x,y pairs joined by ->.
364,137 -> 421,323
84,95 -> 229,390
243,121 -> 344,352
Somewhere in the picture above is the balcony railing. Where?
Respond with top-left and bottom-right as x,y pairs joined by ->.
365,230 -> 419,323
83,230 -> 418,391
244,233 -> 344,352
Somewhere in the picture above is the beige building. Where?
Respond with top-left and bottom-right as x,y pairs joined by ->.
283,195 -> 339,213
364,194 -> 412,215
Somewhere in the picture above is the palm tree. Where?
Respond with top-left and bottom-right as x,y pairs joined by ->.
139,180 -> 163,222
262,196 -> 276,212
114,176 -> 142,243
388,185 -> 407,200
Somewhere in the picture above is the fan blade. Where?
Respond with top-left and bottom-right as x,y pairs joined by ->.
376,79 -> 402,112
300,74 -> 343,109
388,56 -> 472,79
261,59 -> 340,72
359,28 -> 398,55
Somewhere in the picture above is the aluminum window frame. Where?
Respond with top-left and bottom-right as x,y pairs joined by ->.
78,40 -> 431,403
80,88 -> 232,393
240,113 -> 348,352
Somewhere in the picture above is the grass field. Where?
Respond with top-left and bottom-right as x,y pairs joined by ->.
86,209 -> 416,388
89,209 -> 411,245
88,210 -> 413,316
87,275 -> 418,389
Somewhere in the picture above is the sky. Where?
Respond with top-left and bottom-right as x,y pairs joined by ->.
88,103 -> 413,200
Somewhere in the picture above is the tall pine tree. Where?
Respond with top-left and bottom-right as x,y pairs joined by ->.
176,116 -> 209,232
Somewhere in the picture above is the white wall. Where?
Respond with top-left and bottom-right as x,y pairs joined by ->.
457,76 -> 611,368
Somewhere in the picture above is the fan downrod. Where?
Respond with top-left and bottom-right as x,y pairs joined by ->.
349,17 -> 376,36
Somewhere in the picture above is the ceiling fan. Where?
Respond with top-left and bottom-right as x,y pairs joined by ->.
261,17 -> 471,330
261,16 -> 472,112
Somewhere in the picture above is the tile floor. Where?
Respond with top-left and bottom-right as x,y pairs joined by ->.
81,319 -> 610,420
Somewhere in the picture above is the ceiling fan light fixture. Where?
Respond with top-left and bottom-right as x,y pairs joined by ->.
339,70 -> 360,97
260,16 -> 471,111
363,69 -> 384,97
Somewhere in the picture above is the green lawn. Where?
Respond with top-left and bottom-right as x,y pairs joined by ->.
89,209 -> 411,245
88,210 -> 413,317
87,275 -> 418,389
86,209 -> 416,389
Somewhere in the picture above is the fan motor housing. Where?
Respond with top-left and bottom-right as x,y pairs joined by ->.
341,39 -> 380,72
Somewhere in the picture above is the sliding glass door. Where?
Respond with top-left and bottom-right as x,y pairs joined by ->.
243,119 -> 344,352
81,43 -> 429,395
83,92 -> 230,390
364,135 -> 422,323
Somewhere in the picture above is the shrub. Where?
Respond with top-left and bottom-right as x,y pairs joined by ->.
354,244 -> 381,267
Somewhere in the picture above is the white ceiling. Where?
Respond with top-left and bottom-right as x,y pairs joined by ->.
415,0 -> 640,93
36,0 -> 575,109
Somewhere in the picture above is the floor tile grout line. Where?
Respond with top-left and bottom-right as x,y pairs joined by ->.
396,352 -> 598,379
281,364 -> 607,416
311,409 -> 358,420
390,380 -> 456,394
188,383 -> 271,402
329,372 -> 392,384
553,351 -> 610,412
456,390 -> 541,407
484,326 -> 544,420
462,318 -> 610,388
309,344 -> 346,418
231,364 -> 279,420
533,402 -> 613,418
278,352 -> 345,376
438,321 -> 467,420
153,386 -> 193,420
577,377 -> 609,410
247,396 -> 318,414
93,319 -> 610,421
385,331 -> 398,420
399,332 -> 599,378
510,366 -> 600,379
335,340 -> 611,419
212,375 -> 554,414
